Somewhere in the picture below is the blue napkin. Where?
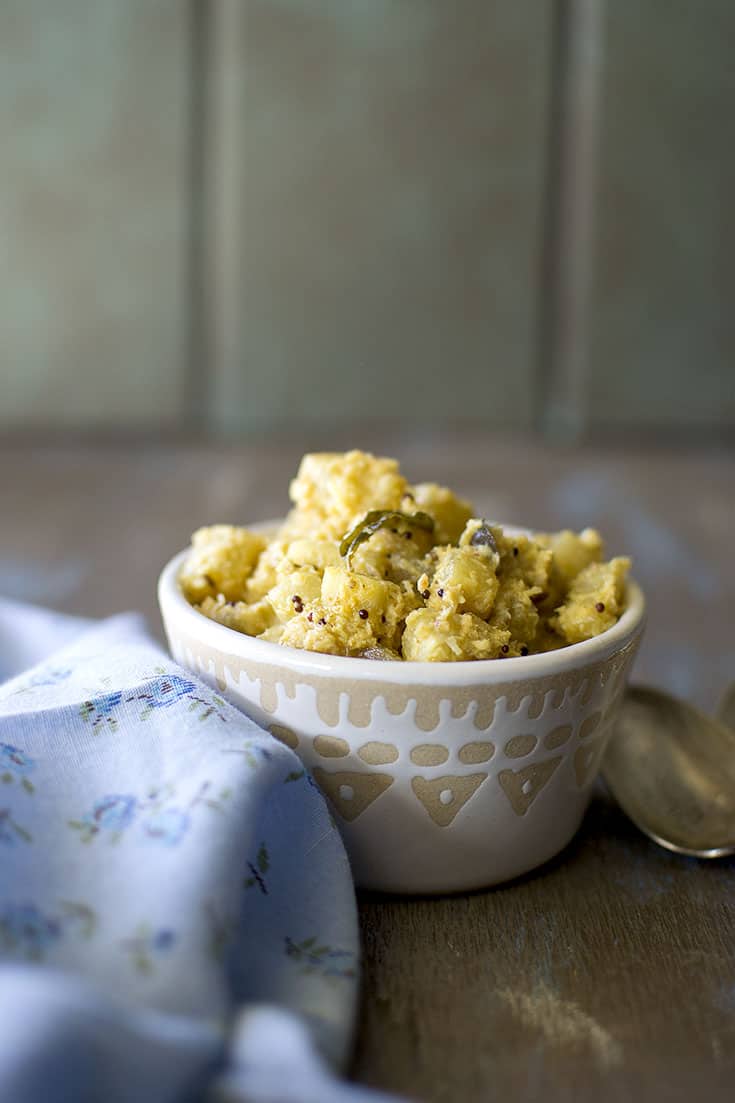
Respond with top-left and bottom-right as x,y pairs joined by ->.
0,599 -> 395,1103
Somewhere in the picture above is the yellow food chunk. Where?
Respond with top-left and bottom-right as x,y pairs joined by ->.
197,596 -> 275,637
412,483 -> 474,545
321,564 -> 399,615
487,576 -> 541,654
183,451 -> 631,660
428,546 -> 499,618
349,528 -> 426,586
402,608 -> 510,662
537,528 -> 603,610
494,530 -> 552,592
320,566 -> 407,648
278,601 -> 371,657
287,451 -> 408,540
276,508 -> 329,542
180,525 -> 266,603
553,557 -> 631,644
277,616 -> 345,656
546,528 -> 604,586
267,569 -> 322,621
283,539 -> 341,572
259,623 -> 285,645
245,540 -> 289,601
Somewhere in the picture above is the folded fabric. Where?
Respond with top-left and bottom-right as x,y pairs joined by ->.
0,600 -> 396,1103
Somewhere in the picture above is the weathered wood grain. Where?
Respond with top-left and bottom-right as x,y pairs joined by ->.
355,792 -> 735,1102
1,433 -> 733,1100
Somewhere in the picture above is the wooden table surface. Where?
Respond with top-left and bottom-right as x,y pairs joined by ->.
2,431 -> 734,1102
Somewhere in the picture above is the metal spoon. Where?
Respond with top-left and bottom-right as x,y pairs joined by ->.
602,685 -> 735,858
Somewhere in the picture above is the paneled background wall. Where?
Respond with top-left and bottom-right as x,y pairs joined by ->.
1,0 -> 733,437
1,0 -> 191,428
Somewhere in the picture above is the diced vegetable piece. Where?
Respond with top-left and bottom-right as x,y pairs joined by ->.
197,596 -> 275,637
537,528 -> 604,608
402,609 -> 510,662
180,525 -> 266,603
244,540 -> 289,601
487,576 -> 541,653
287,451 -> 409,539
428,547 -> 499,618
553,557 -> 630,643
267,569 -> 322,620
284,539 -> 341,571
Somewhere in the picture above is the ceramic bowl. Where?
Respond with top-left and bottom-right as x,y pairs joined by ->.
158,529 -> 645,894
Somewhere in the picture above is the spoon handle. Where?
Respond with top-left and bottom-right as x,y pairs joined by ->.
716,683 -> 735,734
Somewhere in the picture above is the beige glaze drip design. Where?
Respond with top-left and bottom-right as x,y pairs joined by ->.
544,724 -> 573,750
498,758 -> 563,816
269,724 -> 299,749
313,735 -> 350,758
174,633 -> 642,734
458,742 -> 495,764
410,744 -> 450,767
574,736 -> 606,786
412,774 -> 489,827
578,711 -> 603,740
358,742 -> 399,765
313,768 -> 394,822
504,735 -> 538,759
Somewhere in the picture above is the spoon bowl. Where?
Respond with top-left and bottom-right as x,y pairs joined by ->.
602,685 -> 735,858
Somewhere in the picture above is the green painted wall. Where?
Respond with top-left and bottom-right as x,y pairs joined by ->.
1,1 -> 732,435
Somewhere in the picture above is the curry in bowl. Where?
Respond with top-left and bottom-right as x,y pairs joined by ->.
179,450 -> 630,662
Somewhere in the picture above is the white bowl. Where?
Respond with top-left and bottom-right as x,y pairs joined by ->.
158,532 -> 645,894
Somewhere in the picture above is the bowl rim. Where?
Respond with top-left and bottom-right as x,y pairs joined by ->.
158,526 -> 646,686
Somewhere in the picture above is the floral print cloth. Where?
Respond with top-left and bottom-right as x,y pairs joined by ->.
0,600 -> 396,1103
